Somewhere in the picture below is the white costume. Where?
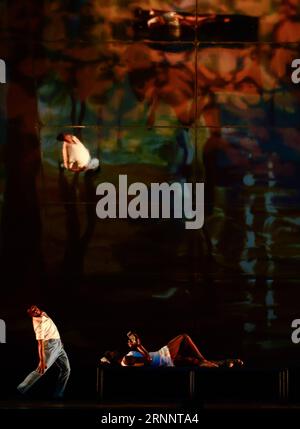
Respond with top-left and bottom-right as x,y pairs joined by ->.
32,313 -> 60,341
17,312 -> 70,399
61,135 -> 99,172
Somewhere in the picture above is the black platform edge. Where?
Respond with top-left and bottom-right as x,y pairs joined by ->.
96,366 -> 290,404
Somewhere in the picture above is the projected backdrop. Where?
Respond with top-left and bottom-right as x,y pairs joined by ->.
1,0 -> 300,371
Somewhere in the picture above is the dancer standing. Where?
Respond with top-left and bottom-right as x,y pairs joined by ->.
17,305 -> 71,399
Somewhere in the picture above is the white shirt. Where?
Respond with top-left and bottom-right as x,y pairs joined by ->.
32,313 -> 60,341
62,135 -> 91,170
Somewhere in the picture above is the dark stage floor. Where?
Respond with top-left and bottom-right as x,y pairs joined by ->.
1,399 -> 300,426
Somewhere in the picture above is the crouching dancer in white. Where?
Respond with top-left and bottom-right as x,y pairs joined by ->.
57,133 -> 99,172
17,305 -> 71,399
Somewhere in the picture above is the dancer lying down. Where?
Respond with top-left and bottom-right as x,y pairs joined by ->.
100,332 -> 243,369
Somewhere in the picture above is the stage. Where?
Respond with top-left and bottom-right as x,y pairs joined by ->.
1,1 -> 300,425
1,399 -> 300,426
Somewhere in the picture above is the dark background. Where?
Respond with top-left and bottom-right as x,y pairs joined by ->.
0,0 -> 300,400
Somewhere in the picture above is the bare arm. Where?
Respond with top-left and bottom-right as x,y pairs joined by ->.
136,343 -> 151,364
37,339 -> 47,374
123,346 -> 151,366
62,143 -> 69,169
126,332 -> 152,366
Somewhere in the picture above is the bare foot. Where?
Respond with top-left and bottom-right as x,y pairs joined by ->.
199,360 -> 219,368
226,359 -> 244,368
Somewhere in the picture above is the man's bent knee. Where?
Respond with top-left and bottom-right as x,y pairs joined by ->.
181,333 -> 190,340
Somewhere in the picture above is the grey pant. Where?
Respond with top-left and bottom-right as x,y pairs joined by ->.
17,339 -> 71,398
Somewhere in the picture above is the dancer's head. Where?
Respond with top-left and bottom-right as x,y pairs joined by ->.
27,305 -> 43,317
57,133 -> 74,144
